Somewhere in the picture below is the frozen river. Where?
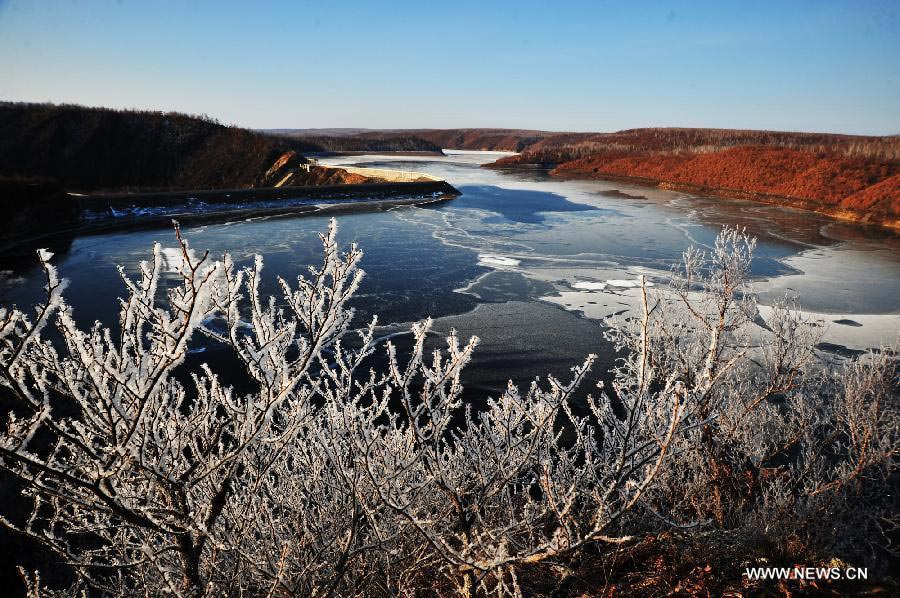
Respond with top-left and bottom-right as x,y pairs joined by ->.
1,150 -> 898,399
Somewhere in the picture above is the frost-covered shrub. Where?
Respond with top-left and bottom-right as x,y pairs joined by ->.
0,221 -> 896,596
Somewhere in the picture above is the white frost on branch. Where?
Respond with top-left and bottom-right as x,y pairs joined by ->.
0,222 -> 895,596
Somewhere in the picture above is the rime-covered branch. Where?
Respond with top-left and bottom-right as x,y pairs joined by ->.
0,223 -> 895,596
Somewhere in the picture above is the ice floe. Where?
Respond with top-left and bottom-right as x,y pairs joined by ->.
478,254 -> 521,267
571,278 -> 655,290
572,281 -> 607,290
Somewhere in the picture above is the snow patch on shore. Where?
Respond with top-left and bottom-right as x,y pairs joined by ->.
572,281 -> 607,290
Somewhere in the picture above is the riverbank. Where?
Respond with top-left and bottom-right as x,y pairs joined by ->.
547,166 -> 900,231
321,150 -> 899,355
0,178 -> 459,254
485,144 -> 899,231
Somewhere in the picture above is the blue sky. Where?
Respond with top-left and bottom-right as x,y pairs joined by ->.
1,0 -> 897,134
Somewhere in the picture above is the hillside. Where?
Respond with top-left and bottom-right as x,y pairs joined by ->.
0,102 -> 374,193
549,146 -> 899,227
490,127 -> 900,165
483,128 -> 900,229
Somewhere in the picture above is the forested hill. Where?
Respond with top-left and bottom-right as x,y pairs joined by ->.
0,102 -> 322,192
268,129 -> 444,153
488,127 -> 900,165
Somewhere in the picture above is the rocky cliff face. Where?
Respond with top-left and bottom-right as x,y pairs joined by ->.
256,151 -> 375,187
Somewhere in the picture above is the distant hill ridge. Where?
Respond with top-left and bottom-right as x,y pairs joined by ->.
274,126 -> 900,162
274,128 -> 553,152
0,103 -> 438,193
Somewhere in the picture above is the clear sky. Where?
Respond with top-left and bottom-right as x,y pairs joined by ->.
1,0 -> 898,134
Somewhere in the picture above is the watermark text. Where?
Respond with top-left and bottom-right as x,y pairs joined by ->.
745,566 -> 867,581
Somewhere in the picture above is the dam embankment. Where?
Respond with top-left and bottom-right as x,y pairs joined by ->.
1,168 -> 459,253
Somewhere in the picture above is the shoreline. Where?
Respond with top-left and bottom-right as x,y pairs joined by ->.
486,164 -> 900,232
0,180 -> 460,254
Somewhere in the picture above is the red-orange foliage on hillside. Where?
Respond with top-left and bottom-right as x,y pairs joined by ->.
551,146 -> 899,226
841,173 -> 900,212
